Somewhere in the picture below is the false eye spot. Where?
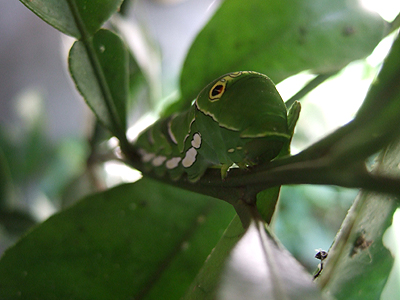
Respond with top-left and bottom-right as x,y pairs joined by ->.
209,80 -> 227,101
212,85 -> 224,96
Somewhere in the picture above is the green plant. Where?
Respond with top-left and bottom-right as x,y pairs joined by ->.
1,0 -> 400,299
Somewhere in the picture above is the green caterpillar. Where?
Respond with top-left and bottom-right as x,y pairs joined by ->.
136,71 -> 299,182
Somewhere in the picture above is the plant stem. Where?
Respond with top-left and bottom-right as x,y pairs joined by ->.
284,71 -> 338,107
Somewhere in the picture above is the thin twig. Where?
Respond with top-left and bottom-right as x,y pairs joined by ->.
285,71 -> 338,108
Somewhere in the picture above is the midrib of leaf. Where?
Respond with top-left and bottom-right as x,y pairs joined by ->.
66,0 -> 125,141
257,221 -> 289,300
134,201 -> 217,300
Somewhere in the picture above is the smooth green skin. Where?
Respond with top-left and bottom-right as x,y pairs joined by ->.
136,72 -> 293,182
195,72 -> 289,137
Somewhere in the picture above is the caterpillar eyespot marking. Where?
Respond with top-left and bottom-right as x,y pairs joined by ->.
211,85 -> 224,97
135,71 -> 298,182
209,79 -> 227,101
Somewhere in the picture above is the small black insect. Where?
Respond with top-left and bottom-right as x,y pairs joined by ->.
313,249 -> 328,279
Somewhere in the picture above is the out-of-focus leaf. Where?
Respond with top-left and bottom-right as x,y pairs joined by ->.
256,187 -> 281,224
69,29 -> 129,139
0,145 -> 13,207
0,178 -> 234,300
19,0 -> 123,38
183,214 -> 321,299
170,0 -> 386,114
218,220 -> 322,300
39,137 -> 88,200
356,33 -> 400,121
275,185 -> 356,270
0,211 -> 36,236
182,215 -> 245,300
327,33 -> 400,165
112,14 -> 162,115
126,50 -> 152,123
317,137 -> 400,299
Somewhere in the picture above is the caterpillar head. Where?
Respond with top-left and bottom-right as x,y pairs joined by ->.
195,71 -> 289,139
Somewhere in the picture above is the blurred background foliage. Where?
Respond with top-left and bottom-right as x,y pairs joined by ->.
0,0 -> 399,281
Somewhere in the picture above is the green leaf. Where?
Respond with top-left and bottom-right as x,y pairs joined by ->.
356,33 -> 400,120
182,215 -> 245,300
312,33 -> 400,166
0,142 -> 14,208
173,0 -> 386,113
127,50 -> 152,116
19,0 -> 124,38
0,178 -> 235,300
183,181 -> 282,299
69,29 -> 129,139
218,220 -> 323,300
256,187 -> 281,224
184,217 -> 323,299
317,138 -> 400,299
0,210 -> 36,236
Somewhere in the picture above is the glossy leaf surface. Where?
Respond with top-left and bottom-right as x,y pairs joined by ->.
0,178 -> 235,300
69,29 -> 128,138
218,220 -> 322,300
174,0 -> 387,113
183,216 -> 323,300
19,0 -> 123,38
182,215 -> 245,300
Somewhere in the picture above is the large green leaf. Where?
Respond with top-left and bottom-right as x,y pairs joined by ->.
174,0 -> 387,113
183,216 -> 323,300
0,139 -> 14,207
330,32 -> 400,164
182,215 -> 245,300
218,220 -> 322,300
19,0 -> 123,38
69,29 -> 129,139
298,33 -> 400,167
0,178 -> 235,300
356,32 -> 400,120
317,138 -> 400,299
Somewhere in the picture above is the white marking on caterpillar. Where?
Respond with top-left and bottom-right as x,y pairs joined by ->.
191,133 -> 202,149
167,119 -> 178,144
182,117 -> 197,146
138,149 -> 156,163
166,157 -> 181,169
236,146 -> 243,150
144,153 -> 155,162
138,148 -> 146,156
228,148 -> 235,153
152,156 -> 167,167
229,71 -> 242,78
182,148 -> 197,168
